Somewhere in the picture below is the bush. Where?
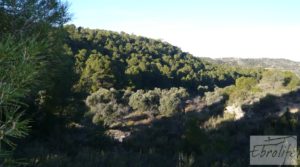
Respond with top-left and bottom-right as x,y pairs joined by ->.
91,102 -> 130,125
159,88 -> 189,116
129,88 -> 161,113
282,71 -> 300,90
86,88 -> 130,125
86,88 -> 119,107
87,87 -> 190,125
224,77 -> 259,104
235,77 -> 258,90
128,90 -> 145,110
259,70 -> 290,90
128,87 -> 189,116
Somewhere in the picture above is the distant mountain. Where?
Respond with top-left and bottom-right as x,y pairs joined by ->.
202,57 -> 300,76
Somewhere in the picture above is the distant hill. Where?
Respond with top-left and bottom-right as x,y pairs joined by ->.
202,57 -> 300,76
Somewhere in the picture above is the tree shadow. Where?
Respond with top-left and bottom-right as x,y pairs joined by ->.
120,89 -> 300,166
14,89 -> 300,167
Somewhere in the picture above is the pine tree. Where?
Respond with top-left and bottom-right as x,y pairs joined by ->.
0,0 -> 70,165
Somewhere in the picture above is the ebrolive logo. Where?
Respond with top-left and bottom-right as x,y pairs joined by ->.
250,136 -> 298,165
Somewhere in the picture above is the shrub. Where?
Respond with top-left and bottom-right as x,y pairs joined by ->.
86,88 -> 130,125
128,90 -> 145,110
91,102 -> 130,125
159,87 -> 189,116
86,88 -> 119,107
129,88 -> 161,113
235,77 -> 258,90
224,77 -> 259,104
259,70 -> 287,90
128,87 -> 189,116
282,71 -> 300,90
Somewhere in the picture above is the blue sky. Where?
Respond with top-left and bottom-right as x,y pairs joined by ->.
65,0 -> 300,61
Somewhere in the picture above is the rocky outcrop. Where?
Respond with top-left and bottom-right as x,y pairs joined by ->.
106,129 -> 131,142
224,105 -> 245,120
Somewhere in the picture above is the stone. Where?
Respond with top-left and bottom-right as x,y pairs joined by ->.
224,105 -> 245,120
106,129 -> 131,142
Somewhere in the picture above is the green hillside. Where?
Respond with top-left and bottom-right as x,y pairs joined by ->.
65,25 -> 260,93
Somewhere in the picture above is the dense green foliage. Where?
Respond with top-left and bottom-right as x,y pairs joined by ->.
65,25 -> 261,93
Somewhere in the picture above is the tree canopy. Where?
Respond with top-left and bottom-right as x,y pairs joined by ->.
65,25 -> 261,94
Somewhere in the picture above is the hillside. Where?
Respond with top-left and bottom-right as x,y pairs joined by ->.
2,1 -> 300,166
65,25 -> 263,93
3,23 -> 300,166
203,57 -> 300,76
25,26 -> 297,166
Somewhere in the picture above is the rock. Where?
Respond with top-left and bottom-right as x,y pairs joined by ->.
106,129 -> 131,142
289,107 -> 299,114
288,104 -> 300,114
224,105 -> 245,120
